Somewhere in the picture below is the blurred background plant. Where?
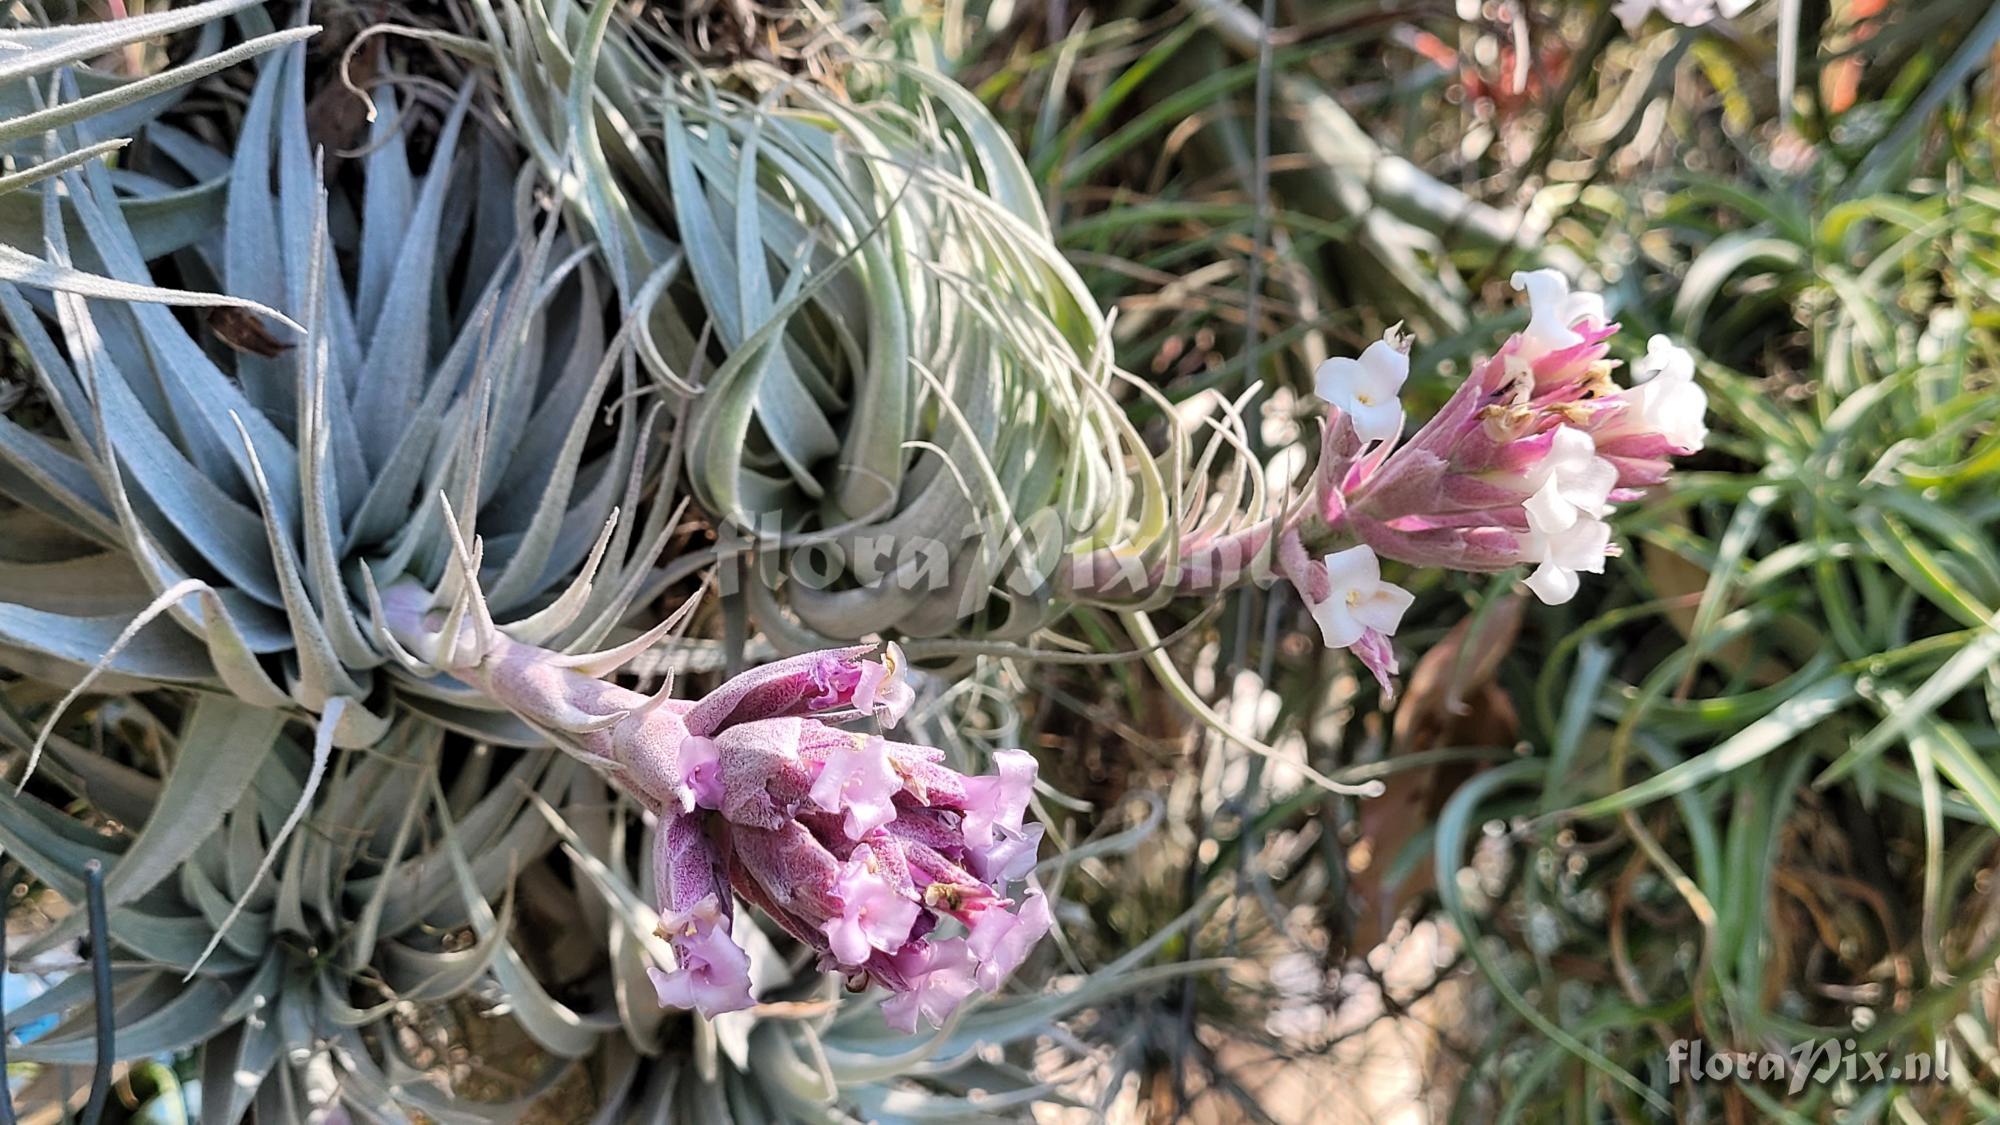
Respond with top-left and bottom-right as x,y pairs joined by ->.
6,0 -> 2000,1121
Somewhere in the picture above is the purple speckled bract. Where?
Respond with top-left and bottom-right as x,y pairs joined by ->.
648,674 -> 1049,1027
379,591 -> 1053,1031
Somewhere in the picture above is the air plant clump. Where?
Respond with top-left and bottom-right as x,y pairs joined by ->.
1,14 -> 1072,1112
1288,269 -> 1709,692
463,0 -> 1179,648
0,41 -> 675,750
374,516 -> 1052,1030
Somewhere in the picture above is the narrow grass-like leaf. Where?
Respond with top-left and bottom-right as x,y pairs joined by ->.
1437,761 -> 1672,1113
1559,675 -> 1856,820
1816,610 -> 2000,786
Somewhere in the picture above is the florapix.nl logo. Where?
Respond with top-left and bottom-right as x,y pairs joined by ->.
1667,1038 -> 1953,1095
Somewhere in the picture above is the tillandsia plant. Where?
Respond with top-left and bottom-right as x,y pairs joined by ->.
444,0 -> 1211,648
0,35 -> 671,748
3,7 -> 1121,1109
373,515 -> 1054,1030
0,700 -> 587,1120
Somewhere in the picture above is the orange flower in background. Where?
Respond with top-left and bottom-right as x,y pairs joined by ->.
1824,0 -> 1889,113
1404,24 -> 1572,121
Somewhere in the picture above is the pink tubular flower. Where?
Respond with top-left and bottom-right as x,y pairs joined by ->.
851,642 -> 916,728
675,713 -> 1048,1029
970,822 -> 1046,884
810,735 -> 902,839
824,845 -> 923,964
880,938 -> 982,1033
377,576 -> 1053,1032
959,749 -> 1036,850
649,894 -> 755,1017
966,886 -> 1053,991
649,815 -> 753,1017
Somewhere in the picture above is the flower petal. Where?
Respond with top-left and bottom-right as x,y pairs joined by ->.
1309,593 -> 1365,649
808,735 -> 901,839
1525,560 -> 1581,604
1351,584 -> 1415,636
1314,355 -> 1365,406
1511,269 -> 1586,358
1321,545 -> 1382,588
1524,477 -> 1579,535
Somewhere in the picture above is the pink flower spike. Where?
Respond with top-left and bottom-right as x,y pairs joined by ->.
650,894 -> 755,1017
823,846 -> 922,965
880,939 -> 981,1032
967,889 -> 1053,992
853,643 -> 916,728
959,749 -> 1038,848
809,736 -> 901,839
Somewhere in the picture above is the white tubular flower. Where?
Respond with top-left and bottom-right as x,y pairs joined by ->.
1628,335 -> 1709,453
1635,376 -> 1709,454
1309,545 -> 1415,649
1617,0 -> 1754,32
1520,502 -> 1613,605
1524,478 -> 1584,536
1510,269 -> 1605,360
1315,328 -> 1410,443
1631,334 -> 1695,384
1526,425 -> 1618,522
